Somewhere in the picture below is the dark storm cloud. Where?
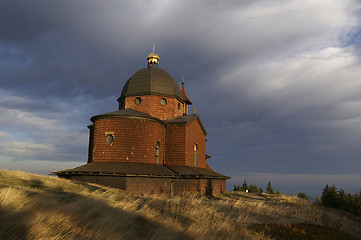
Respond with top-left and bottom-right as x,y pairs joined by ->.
0,0 -> 281,100
0,0 -> 128,100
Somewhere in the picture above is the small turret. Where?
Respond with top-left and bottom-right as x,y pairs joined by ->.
147,44 -> 160,68
180,75 -> 193,115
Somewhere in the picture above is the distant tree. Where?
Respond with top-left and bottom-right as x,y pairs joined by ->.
297,192 -> 308,201
266,181 -> 274,194
321,184 -> 338,208
259,188 -> 264,194
275,189 -> 281,195
233,185 -> 241,191
338,189 -> 347,210
241,179 -> 249,192
249,184 -> 259,193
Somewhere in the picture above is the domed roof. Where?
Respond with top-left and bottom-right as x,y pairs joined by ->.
147,52 -> 160,61
119,68 -> 183,101
90,108 -> 165,124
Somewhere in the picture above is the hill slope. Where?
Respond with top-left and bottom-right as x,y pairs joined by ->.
0,170 -> 360,240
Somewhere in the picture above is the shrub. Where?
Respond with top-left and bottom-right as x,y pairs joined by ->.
297,192 -> 308,201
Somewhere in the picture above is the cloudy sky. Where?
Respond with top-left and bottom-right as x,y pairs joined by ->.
1,0 -> 360,195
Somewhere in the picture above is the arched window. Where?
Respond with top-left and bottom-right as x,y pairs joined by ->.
155,142 -> 160,164
194,144 -> 198,167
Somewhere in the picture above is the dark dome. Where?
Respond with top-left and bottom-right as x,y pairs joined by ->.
90,109 -> 165,124
119,68 -> 183,101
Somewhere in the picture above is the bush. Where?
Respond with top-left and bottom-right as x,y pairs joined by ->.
297,192 -> 308,201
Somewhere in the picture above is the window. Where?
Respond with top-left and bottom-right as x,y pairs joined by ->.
159,98 -> 167,105
105,134 -> 114,145
155,142 -> 160,164
194,144 -> 198,167
178,103 -> 181,110
134,97 -> 142,105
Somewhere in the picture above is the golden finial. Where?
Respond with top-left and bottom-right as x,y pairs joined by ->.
147,44 -> 160,68
193,107 -> 196,114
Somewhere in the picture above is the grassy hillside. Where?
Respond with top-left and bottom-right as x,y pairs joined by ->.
1,170 -> 360,240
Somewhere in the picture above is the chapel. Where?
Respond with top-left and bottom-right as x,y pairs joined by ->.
54,49 -> 229,196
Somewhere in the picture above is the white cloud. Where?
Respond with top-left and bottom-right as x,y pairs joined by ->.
0,90 -> 89,163
0,131 -> 10,139
0,89 -> 31,105
0,140 -> 54,158
0,157 -> 81,175
221,45 -> 361,118
0,106 -> 58,131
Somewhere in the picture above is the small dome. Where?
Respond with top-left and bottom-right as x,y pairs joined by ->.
147,44 -> 160,67
119,68 -> 183,101
147,52 -> 160,61
147,52 -> 160,68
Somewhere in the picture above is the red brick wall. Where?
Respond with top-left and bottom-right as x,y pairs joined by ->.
122,95 -> 184,120
172,179 -> 206,195
126,177 -> 171,194
171,178 -> 226,196
185,120 -> 206,168
91,117 -> 166,163
65,175 -> 227,196
165,124 -> 186,165
211,179 -> 227,195
69,175 -> 127,190
165,119 -> 206,167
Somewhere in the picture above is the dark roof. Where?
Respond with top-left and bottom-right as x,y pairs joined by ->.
181,84 -> 192,104
53,162 -> 175,177
165,165 -> 229,179
53,162 -> 229,179
166,114 -> 198,124
166,114 -> 207,135
119,68 -> 183,101
90,108 -> 165,124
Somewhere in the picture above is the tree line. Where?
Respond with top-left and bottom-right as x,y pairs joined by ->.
234,180 -> 361,216
233,179 -> 278,194
321,184 -> 361,216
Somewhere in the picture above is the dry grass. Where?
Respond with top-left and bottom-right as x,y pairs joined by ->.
0,170 -> 360,240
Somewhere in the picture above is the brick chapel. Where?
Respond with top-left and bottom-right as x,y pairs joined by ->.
54,49 -> 229,196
